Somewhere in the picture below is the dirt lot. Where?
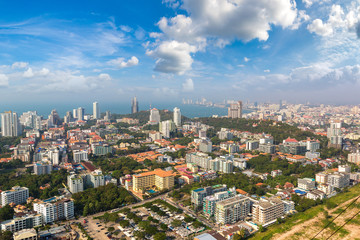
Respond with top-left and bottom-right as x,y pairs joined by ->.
272,196 -> 360,240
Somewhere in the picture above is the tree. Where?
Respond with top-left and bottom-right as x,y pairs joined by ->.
258,225 -> 265,232
171,219 -> 182,227
119,220 -> 130,228
0,205 -> 14,222
82,204 -> 89,217
153,232 -> 167,240
107,227 -> 115,232
160,223 -> 168,231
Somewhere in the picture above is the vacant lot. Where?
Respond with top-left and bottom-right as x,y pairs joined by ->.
250,184 -> 360,240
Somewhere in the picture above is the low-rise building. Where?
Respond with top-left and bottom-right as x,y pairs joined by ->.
298,178 -> 316,190
13,228 -> 38,240
1,213 -> 42,233
306,189 -> 326,200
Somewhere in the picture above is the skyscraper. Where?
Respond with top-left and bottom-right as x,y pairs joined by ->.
93,102 -> 100,119
327,121 -> 343,148
77,107 -> 84,121
131,97 -> 139,114
228,101 -> 243,118
1,111 -> 21,137
149,108 -> 160,125
173,107 -> 181,127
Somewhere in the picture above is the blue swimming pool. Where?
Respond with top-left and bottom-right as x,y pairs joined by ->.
147,190 -> 156,194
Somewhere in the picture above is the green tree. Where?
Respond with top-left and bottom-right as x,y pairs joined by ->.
153,232 -> 167,240
0,205 -> 14,222
171,219 -> 182,227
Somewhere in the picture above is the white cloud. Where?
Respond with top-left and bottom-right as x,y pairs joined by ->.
307,19 -> 333,36
244,57 -> 250,62
120,25 -> 132,32
39,68 -> 50,76
108,56 -> 139,68
12,62 -> 29,69
153,0 -> 304,74
307,4 -> 360,37
98,73 -> 111,81
238,64 -> 245,67
147,41 -> 196,74
264,69 -> 270,73
182,78 -> 194,92
0,74 -> 9,87
23,68 -> 34,78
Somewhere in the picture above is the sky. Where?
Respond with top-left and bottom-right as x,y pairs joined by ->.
0,0 -> 360,106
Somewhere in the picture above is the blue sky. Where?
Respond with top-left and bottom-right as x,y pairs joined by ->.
0,0 -> 360,106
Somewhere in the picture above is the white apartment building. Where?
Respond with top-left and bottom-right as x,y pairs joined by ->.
215,195 -> 250,224
298,178 -> 316,190
173,107 -> 181,127
67,175 -> 84,194
1,111 -> 21,137
1,213 -> 42,233
73,150 -> 89,163
1,186 -> 29,207
252,197 -> 285,225
33,197 -> 74,224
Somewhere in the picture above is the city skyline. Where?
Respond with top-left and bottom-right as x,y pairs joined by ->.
0,0 -> 360,104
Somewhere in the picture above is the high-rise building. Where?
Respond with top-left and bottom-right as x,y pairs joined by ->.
252,197 -> 285,225
67,175 -> 84,194
159,120 -> 176,138
77,107 -> 85,121
228,101 -> 243,118
19,111 -> 42,130
1,111 -> 21,137
48,109 -> 62,126
327,121 -> 343,148
33,162 -> 53,175
73,109 -> 78,119
1,186 -> 29,207
215,195 -> 251,224
64,111 -> 73,124
173,107 -> 181,127
33,196 -> 74,224
104,111 -> 111,121
131,97 -> 139,114
132,169 -> 175,192
93,102 -> 100,119
149,108 -> 160,125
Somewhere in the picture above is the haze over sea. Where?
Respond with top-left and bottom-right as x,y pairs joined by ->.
0,102 -> 245,119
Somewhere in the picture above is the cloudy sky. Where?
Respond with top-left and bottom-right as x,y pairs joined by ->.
1,0 -> 360,105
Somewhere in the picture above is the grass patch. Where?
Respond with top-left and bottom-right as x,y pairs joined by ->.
249,184 -> 360,240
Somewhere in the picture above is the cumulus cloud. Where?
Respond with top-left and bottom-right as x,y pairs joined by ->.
264,69 -> 270,73
307,4 -> 360,37
12,62 -> 29,69
108,56 -> 139,68
0,74 -> 9,87
182,78 -> 194,92
39,68 -> 50,76
98,73 -> 111,81
147,41 -> 196,75
152,0 -> 304,74
23,68 -> 34,78
307,19 -> 333,36
244,57 -> 250,62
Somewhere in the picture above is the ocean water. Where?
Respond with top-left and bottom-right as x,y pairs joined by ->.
0,102 -> 231,119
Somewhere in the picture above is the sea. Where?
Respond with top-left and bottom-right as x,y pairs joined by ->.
0,102 -> 238,119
